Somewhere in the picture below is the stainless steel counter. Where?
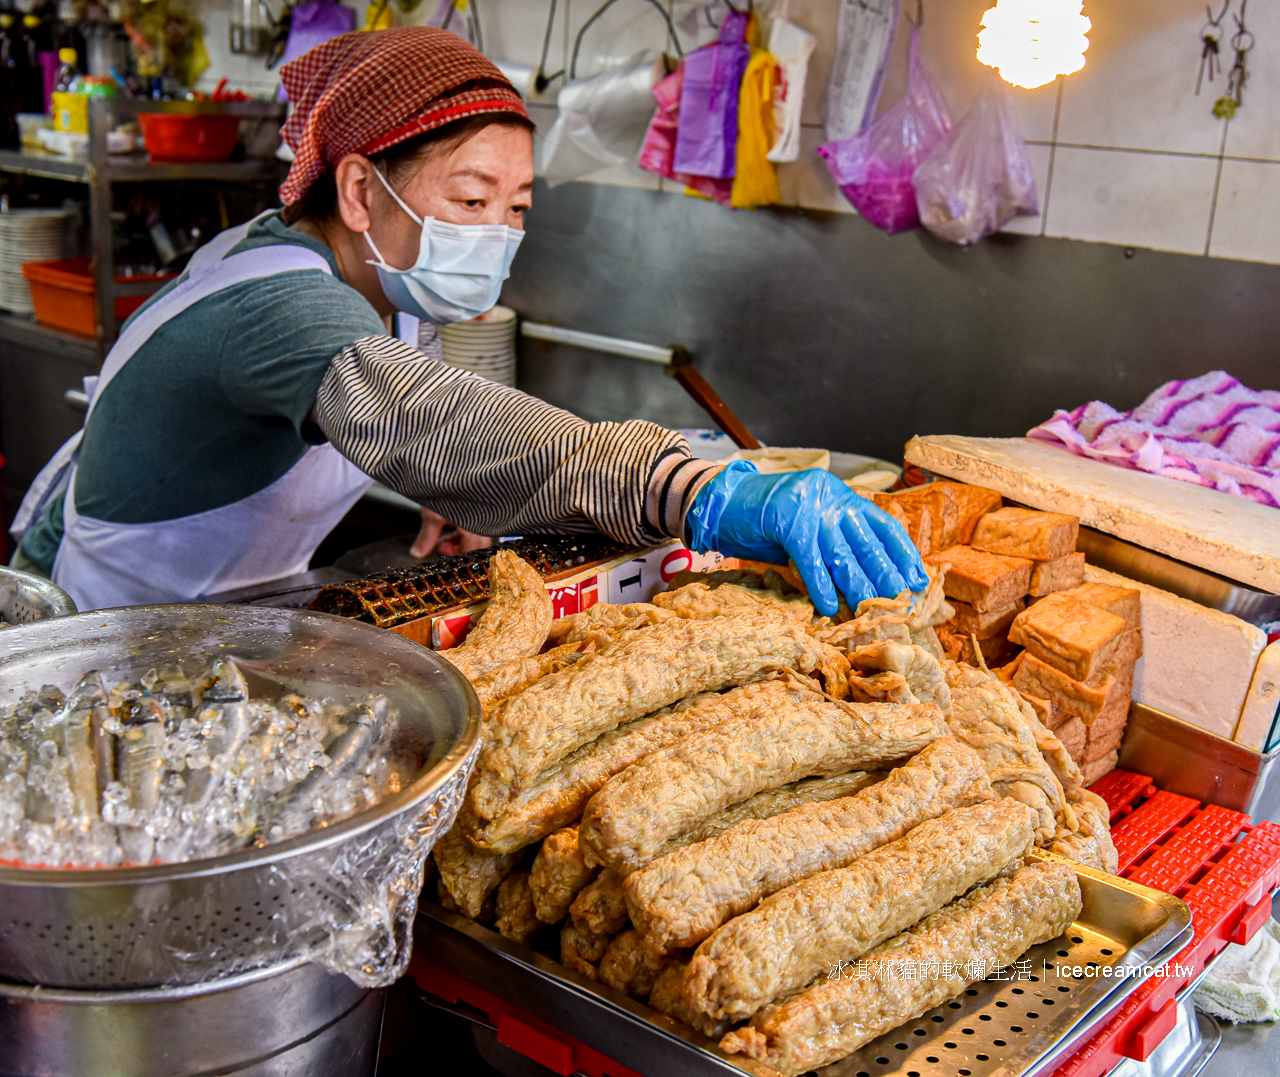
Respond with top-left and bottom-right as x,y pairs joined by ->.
1202,1018 -> 1279,1077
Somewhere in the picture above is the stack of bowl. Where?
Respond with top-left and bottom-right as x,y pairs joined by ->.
439,304 -> 517,386
0,207 -> 78,313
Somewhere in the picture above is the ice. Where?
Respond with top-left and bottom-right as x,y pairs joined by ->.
0,660 -> 404,869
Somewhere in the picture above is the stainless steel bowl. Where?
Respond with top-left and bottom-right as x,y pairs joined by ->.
0,604 -> 480,990
0,566 -> 76,625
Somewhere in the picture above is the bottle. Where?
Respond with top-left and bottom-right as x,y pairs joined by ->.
52,45 -> 76,92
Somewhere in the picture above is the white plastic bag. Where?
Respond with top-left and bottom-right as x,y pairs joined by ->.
540,53 -> 665,187
766,0 -> 816,163
913,85 -> 1038,245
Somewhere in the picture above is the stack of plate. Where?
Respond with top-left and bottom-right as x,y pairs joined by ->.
439,305 -> 517,387
0,208 -> 78,313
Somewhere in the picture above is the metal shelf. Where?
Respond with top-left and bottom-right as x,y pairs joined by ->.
0,310 -> 99,363
0,148 -> 285,184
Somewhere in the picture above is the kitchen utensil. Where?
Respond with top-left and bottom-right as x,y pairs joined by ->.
0,603 -> 481,989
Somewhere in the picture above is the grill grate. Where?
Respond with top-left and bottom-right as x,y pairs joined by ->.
309,536 -> 631,628
823,926 -> 1130,1077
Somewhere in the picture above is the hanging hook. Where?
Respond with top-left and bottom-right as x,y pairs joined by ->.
905,0 -> 924,28
569,0 -> 684,81
1206,0 -> 1229,28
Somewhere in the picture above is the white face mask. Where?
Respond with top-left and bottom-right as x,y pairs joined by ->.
362,166 -> 524,325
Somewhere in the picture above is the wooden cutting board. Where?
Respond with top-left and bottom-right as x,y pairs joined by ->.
904,435 -> 1280,594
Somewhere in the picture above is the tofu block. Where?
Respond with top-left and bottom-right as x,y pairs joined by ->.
1081,751 -> 1118,786
1061,581 -> 1142,629
937,624 -> 1015,667
1235,641 -> 1280,751
1029,552 -> 1087,597
952,484 -> 1004,544
1084,566 -> 1267,742
873,485 -> 958,553
1086,704 -> 1128,745
1012,652 -> 1131,726
1083,726 -> 1125,764
1056,715 -> 1087,760
925,545 -> 1032,613
971,507 -> 1081,562
1008,593 -> 1128,684
1114,627 -> 1143,668
947,597 -> 1025,640
1017,691 -> 1051,727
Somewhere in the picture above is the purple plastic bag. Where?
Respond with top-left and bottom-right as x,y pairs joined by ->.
817,29 -> 951,234
913,86 -> 1039,245
276,0 -> 355,100
672,10 -> 750,179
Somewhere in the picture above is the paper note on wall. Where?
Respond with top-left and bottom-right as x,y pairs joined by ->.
824,0 -> 903,143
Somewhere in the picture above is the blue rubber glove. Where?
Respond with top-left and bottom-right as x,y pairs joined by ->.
686,461 -> 929,617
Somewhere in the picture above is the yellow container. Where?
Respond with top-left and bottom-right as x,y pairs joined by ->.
52,92 -> 88,135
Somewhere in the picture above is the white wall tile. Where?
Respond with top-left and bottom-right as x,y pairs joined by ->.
999,141 -> 1053,236
1054,0 -> 1225,156
1221,0 -> 1280,162
563,0 -> 678,79
1043,146 -> 1218,255
1208,159 -> 1280,265
189,0 -> 281,96
778,124 -> 855,214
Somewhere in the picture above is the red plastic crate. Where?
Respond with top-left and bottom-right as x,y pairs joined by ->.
1050,769 -> 1280,1077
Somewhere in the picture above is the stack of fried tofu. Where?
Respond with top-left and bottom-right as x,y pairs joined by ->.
1007,582 -> 1143,784
872,492 -> 1142,787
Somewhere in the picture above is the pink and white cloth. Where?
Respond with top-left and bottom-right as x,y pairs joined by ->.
1027,371 -> 1280,509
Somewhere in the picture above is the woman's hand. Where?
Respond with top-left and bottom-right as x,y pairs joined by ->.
686,462 -> 928,617
411,507 -> 492,559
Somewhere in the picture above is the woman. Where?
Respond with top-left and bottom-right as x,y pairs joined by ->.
11,27 -> 924,615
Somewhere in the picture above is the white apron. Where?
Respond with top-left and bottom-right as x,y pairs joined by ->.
12,214 -> 373,611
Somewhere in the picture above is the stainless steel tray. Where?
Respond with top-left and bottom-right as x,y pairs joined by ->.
413,854 -> 1192,1077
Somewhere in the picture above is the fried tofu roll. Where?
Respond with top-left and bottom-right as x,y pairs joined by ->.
441,551 -> 553,680
720,859 -> 1081,1075
685,798 -> 1037,1021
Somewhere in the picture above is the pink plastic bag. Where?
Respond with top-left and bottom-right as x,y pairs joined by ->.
913,86 -> 1039,245
817,29 -> 951,234
638,63 -> 733,207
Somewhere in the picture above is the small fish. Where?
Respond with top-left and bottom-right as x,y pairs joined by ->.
184,658 -> 251,807
56,672 -> 110,823
271,696 -> 390,835
114,694 -> 165,863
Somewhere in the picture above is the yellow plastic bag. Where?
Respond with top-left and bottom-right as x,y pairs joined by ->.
731,48 -> 781,210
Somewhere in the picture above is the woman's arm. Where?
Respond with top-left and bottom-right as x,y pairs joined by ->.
314,335 -> 719,544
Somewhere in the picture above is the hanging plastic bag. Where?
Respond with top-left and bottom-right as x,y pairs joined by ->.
913,84 -> 1038,245
673,7 -> 751,179
816,28 -> 951,234
540,53 -> 665,187
638,62 -> 733,207
731,48 -> 781,209
276,0 -> 355,99
766,0 -> 816,163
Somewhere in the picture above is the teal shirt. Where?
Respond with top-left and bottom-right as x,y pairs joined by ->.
21,214 -> 385,573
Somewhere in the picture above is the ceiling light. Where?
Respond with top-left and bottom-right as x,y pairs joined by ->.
977,0 -> 1092,90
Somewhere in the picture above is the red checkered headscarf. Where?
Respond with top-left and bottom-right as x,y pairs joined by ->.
278,27 -> 529,209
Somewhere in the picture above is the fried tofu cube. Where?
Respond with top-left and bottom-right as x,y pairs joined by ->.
1061,581 -> 1142,629
952,484 -> 1004,543
947,598 -> 1026,640
1056,715 -> 1087,760
1008,593 -> 1127,684
971,507 -> 1080,562
1017,691 -> 1051,727
1011,652 -> 1132,727
1028,552 -> 1087,597
1080,751 -> 1118,786
925,545 -> 1032,613
1083,724 -> 1126,764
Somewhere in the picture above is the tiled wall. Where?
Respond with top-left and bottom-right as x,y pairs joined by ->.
190,0 -> 1280,264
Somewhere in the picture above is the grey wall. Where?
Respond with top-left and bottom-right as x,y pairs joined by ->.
505,181 -> 1280,464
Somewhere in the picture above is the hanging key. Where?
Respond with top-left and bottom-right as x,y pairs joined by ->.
1196,33 -> 1219,94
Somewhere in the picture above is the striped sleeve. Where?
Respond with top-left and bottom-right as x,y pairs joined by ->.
314,335 -> 706,545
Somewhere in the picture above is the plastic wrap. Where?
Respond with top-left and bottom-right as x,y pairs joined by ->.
913,86 -> 1038,245
818,29 -> 951,234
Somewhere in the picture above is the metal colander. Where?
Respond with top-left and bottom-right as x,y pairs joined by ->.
0,604 -> 480,990
0,567 -> 76,625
